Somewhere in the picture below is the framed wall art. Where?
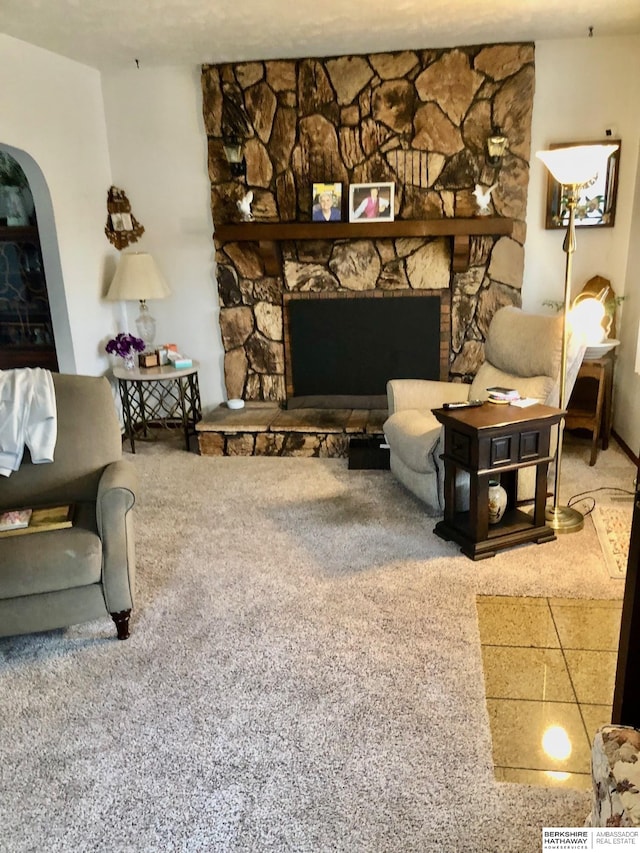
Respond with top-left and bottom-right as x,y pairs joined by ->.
544,140 -> 621,229
348,182 -> 394,223
311,182 -> 343,222
110,212 -> 133,232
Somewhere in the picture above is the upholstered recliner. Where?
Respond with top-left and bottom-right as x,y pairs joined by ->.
0,373 -> 137,640
384,306 -> 583,515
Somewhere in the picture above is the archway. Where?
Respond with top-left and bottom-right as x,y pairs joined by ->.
0,143 -> 74,373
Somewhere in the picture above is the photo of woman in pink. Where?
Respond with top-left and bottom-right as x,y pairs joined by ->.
349,183 -> 394,222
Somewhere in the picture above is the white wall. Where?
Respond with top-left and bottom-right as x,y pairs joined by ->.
614,146 -> 640,455
523,35 -> 640,450
0,34 -> 116,376
101,66 -> 225,415
524,36 -> 640,309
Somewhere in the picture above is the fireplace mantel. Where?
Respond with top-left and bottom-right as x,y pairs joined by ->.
214,217 -> 514,274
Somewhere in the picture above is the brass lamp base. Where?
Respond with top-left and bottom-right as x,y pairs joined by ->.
545,504 -> 584,534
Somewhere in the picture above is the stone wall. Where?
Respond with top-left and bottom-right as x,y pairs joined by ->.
202,43 -> 535,401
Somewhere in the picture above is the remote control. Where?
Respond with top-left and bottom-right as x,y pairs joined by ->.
442,400 -> 484,409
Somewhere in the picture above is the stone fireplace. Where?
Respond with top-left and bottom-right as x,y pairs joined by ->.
203,43 -> 534,408
198,43 -> 534,456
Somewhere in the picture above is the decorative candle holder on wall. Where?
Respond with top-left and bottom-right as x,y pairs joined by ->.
221,81 -> 252,181
390,149 -> 429,188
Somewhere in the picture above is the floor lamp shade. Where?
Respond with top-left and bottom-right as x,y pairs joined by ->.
106,253 -> 171,347
536,144 -> 619,186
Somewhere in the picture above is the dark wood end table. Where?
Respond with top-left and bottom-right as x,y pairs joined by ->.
432,402 -> 564,560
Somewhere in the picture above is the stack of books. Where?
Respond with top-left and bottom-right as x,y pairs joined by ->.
486,386 -> 520,404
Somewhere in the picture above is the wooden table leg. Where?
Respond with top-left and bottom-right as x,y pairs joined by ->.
589,364 -> 606,466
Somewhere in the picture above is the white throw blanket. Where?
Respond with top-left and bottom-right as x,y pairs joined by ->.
0,367 -> 57,477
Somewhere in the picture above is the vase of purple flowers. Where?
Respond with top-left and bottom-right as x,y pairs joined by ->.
106,332 -> 145,370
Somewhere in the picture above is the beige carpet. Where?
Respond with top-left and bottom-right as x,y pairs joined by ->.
0,433 -> 634,852
591,503 -> 633,579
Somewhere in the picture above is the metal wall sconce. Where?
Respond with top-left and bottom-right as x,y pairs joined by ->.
486,128 -> 509,167
222,137 -> 246,178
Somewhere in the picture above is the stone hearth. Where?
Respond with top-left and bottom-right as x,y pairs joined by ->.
197,403 -> 386,458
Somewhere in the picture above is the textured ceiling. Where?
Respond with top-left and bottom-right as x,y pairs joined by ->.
1,0 -> 640,71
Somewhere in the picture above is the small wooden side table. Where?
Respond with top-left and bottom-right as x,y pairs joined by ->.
432,402 -> 564,560
113,362 -> 202,453
565,355 -> 614,466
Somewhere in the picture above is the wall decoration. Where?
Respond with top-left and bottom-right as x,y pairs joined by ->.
110,212 -> 134,231
311,183 -> 343,222
545,140 -> 621,229
105,186 -> 145,250
348,183 -> 394,223
237,190 -> 254,222
473,183 -> 498,216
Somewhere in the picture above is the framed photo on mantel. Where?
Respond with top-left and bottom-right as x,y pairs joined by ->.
311,183 -> 343,223
544,140 -> 621,229
348,182 -> 394,223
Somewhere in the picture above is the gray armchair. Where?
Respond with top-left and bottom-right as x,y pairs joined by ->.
0,373 -> 136,640
384,306 -> 583,515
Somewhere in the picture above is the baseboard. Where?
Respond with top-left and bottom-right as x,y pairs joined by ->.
612,430 -> 639,467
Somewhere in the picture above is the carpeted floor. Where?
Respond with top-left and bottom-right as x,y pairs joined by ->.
0,434 -> 635,852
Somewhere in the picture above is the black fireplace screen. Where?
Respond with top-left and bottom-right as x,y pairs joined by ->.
284,291 -> 449,403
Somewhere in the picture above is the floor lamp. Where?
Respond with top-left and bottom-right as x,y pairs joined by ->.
536,143 -> 619,533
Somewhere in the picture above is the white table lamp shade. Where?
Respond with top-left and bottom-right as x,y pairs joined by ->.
106,252 -> 171,302
107,253 -> 170,348
569,297 -> 606,345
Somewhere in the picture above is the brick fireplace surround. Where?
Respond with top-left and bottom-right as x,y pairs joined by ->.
197,43 -> 535,457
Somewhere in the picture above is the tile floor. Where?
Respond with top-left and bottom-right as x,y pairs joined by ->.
476,595 -> 622,790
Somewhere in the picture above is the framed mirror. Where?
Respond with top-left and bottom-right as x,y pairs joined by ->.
545,139 -> 621,229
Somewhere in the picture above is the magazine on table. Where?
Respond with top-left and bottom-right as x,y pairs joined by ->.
0,505 -> 74,538
0,508 -> 33,532
511,397 -> 538,408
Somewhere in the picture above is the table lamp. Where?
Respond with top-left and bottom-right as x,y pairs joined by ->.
570,295 -> 607,346
107,252 -> 171,348
536,142 -> 619,533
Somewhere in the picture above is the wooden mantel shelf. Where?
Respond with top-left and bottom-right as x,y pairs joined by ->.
214,217 -> 512,242
214,218 -> 513,274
